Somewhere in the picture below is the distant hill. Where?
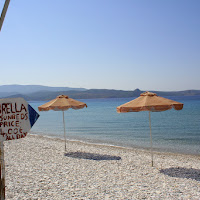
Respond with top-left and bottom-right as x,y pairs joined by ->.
0,84 -> 86,98
1,85 -> 200,101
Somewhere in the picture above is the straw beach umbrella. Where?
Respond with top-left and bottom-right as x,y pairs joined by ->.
38,95 -> 87,152
117,91 -> 183,166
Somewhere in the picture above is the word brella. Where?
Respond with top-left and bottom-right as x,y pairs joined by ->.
38,95 -> 87,152
117,91 -> 183,166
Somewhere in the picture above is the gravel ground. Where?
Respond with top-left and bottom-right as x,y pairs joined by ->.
3,134 -> 200,200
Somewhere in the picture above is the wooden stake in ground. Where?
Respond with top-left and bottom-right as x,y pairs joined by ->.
0,141 -> 5,200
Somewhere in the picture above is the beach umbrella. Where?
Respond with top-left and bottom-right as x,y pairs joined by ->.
117,91 -> 183,166
38,95 -> 87,152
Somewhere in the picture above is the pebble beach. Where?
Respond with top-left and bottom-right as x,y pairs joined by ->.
4,134 -> 200,200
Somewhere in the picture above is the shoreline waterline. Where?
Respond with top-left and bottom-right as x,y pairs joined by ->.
29,132 -> 200,158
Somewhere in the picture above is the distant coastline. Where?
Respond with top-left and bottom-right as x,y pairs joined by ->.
0,84 -> 200,101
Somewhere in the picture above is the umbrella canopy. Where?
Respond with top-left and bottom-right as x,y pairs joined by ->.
117,91 -> 183,113
38,95 -> 87,111
38,95 -> 87,152
117,91 -> 183,166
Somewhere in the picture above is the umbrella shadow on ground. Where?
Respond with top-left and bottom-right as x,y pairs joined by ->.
160,167 -> 200,181
65,152 -> 121,161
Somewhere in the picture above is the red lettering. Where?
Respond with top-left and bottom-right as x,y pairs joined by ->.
14,128 -> 18,134
6,104 -> 10,114
2,104 -> 7,114
0,131 -> 6,137
20,113 -> 28,120
6,136 -> 12,140
15,103 -> 20,113
21,114 -> 25,119
16,134 -> 21,139
15,121 -> 19,127
8,129 -> 12,134
21,104 -> 27,112
8,115 -> 16,120
10,103 -> 16,113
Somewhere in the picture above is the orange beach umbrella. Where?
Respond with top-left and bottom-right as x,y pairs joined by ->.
117,91 -> 183,166
38,95 -> 87,152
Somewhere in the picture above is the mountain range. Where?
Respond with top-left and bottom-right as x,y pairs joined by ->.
0,84 -> 200,101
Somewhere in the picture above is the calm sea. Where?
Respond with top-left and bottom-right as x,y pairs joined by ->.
29,96 -> 200,155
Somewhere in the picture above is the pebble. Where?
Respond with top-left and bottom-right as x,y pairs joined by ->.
3,134 -> 200,199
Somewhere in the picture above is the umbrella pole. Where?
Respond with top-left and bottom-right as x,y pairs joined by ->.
62,111 -> 66,152
149,111 -> 153,167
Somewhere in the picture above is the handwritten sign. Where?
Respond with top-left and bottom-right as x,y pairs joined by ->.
0,98 -> 39,141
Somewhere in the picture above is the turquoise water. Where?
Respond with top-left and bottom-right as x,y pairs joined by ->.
30,96 -> 200,155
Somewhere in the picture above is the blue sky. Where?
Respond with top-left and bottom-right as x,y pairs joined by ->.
0,0 -> 199,91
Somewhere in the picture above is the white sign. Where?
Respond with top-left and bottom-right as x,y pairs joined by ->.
0,98 -> 39,141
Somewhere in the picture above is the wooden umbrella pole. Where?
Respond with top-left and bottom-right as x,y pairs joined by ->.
62,111 -> 66,152
149,111 -> 153,167
0,141 -> 5,200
